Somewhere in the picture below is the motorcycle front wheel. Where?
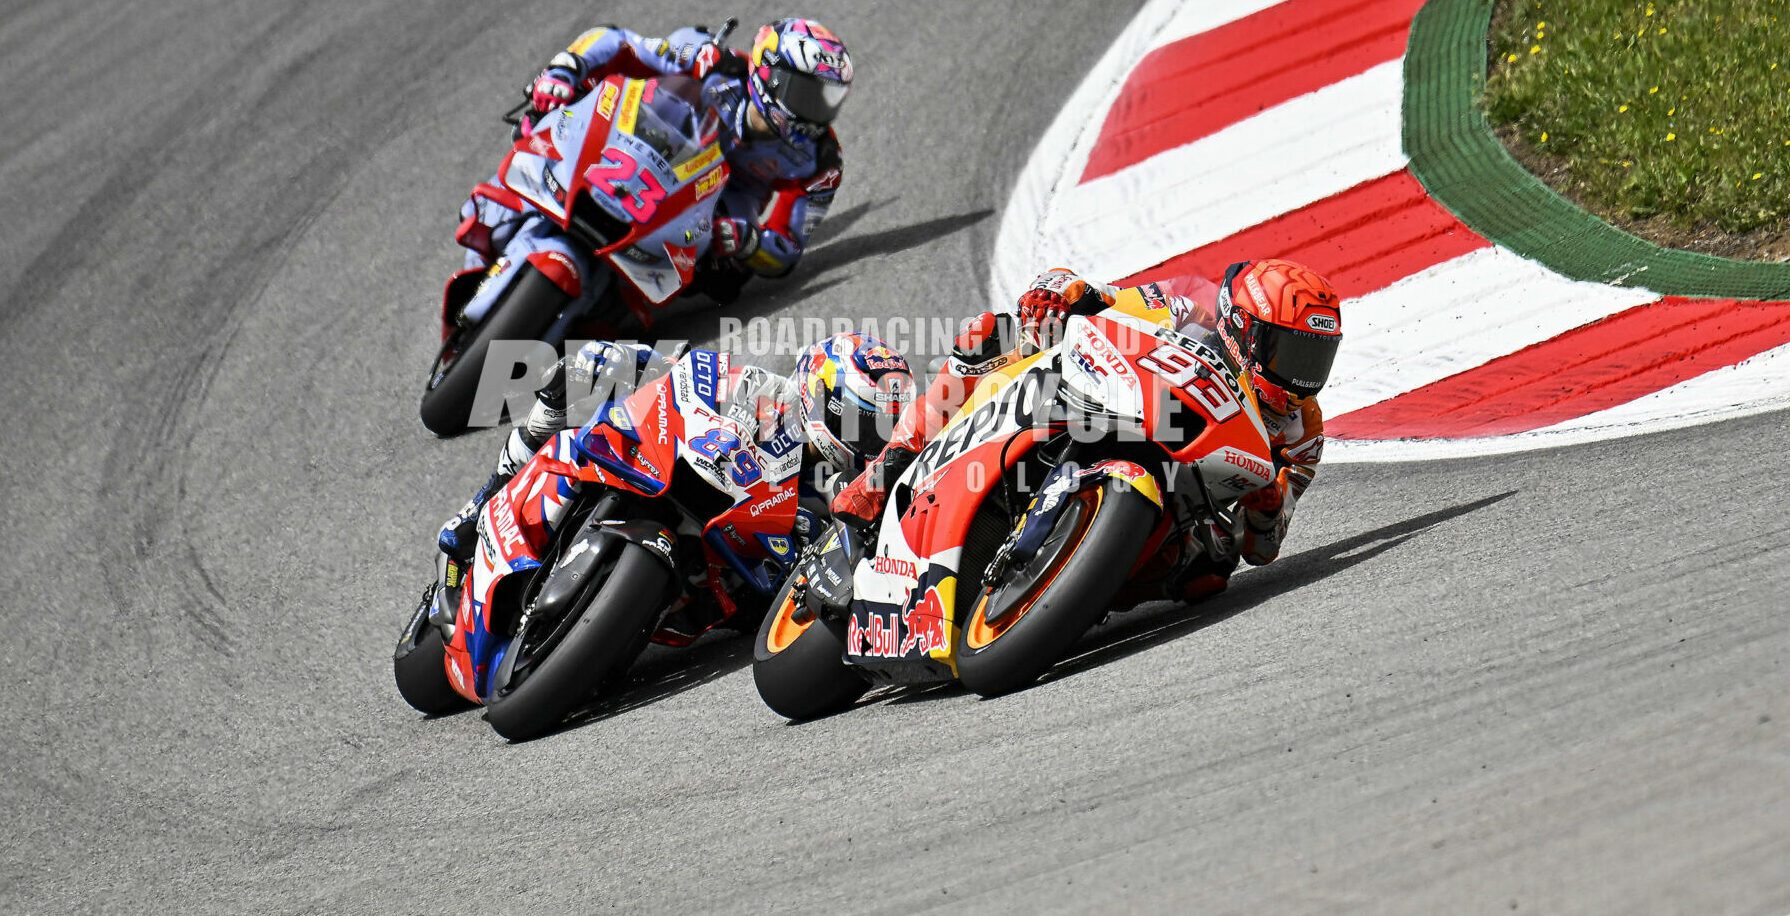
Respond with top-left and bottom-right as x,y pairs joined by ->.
955,476 -> 1160,697
752,574 -> 869,720
482,543 -> 670,741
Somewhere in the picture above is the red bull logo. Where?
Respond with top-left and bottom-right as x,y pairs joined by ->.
899,588 -> 948,656
847,610 -> 902,658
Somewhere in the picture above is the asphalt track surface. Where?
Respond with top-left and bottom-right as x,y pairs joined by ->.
2,1 -> 1786,913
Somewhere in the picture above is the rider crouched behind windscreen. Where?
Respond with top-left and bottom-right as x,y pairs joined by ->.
434,332 -> 913,637
456,18 -> 851,311
831,259 -> 1343,604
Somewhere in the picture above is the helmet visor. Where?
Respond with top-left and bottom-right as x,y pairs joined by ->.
768,65 -> 849,125
1254,324 -> 1338,399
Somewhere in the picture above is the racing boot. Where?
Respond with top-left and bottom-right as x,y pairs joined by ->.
829,444 -> 918,528
437,469 -> 512,562
1165,521 -> 1241,604
436,427 -> 542,561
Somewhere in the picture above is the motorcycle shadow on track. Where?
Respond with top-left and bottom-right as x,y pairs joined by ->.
1034,490 -> 1520,689
788,491 -> 1518,717
646,202 -> 996,343
525,630 -> 756,740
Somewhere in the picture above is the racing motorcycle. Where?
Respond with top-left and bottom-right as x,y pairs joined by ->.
752,286 -> 1280,719
396,345 -> 809,740
420,69 -> 733,435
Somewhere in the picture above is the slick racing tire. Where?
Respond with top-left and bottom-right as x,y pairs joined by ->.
956,477 -> 1160,698
419,264 -> 565,437
393,595 -> 472,715
483,544 -> 670,741
753,575 -> 869,720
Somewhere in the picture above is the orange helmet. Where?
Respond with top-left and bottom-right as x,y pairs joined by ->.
1215,259 -> 1342,414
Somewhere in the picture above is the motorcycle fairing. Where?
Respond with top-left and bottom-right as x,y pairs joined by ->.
842,309 -> 1277,674
444,431 -> 586,702
498,75 -> 726,323
563,349 -> 800,596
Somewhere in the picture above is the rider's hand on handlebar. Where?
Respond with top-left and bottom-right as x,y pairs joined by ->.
689,44 -> 724,80
1016,285 -> 1073,352
711,217 -> 760,260
529,69 -> 576,112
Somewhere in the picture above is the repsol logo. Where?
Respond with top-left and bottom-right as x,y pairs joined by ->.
912,369 -> 1054,478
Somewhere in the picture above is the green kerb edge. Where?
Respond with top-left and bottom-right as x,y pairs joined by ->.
1404,0 -> 1790,299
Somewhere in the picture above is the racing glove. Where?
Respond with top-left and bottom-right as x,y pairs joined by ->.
529,68 -> 577,112
1016,268 -> 1113,352
689,43 -> 724,80
711,217 -> 761,261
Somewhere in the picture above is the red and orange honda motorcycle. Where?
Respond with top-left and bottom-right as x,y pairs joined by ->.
753,287 -> 1279,718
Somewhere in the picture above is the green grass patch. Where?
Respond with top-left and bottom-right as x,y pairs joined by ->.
1485,0 -> 1790,234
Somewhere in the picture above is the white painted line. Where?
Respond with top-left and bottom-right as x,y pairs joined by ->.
1324,246 -> 1662,417
1039,61 -> 1407,285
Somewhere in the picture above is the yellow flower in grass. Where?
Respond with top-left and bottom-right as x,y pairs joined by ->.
1650,86 -> 1660,94
1666,132 -> 1677,141
1753,173 -> 1764,180
1507,53 -> 1519,62
1540,132 -> 1549,142
1619,104 -> 1629,112
1530,44 -> 1541,54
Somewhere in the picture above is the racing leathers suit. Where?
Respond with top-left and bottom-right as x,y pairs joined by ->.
831,268 -> 1326,601
451,24 -> 844,331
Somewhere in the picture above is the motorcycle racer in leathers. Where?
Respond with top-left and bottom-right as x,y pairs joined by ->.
434,332 -> 913,637
830,259 -> 1343,603
454,17 -> 851,321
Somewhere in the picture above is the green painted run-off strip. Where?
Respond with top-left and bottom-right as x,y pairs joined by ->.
1404,0 -> 1790,299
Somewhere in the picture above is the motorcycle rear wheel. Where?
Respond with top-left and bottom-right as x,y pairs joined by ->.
483,543 -> 670,741
393,591 -> 472,715
753,575 -> 869,720
419,264 -> 566,437
955,477 -> 1160,697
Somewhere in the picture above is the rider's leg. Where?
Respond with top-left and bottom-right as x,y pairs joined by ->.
436,425 -> 548,561
1166,520 -> 1242,603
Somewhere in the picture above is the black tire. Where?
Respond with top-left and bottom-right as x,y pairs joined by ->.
393,597 -> 471,715
483,544 -> 671,741
955,478 -> 1160,698
753,575 -> 868,720
419,265 -> 566,437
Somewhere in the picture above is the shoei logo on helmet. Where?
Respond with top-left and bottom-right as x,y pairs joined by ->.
1306,313 -> 1339,333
